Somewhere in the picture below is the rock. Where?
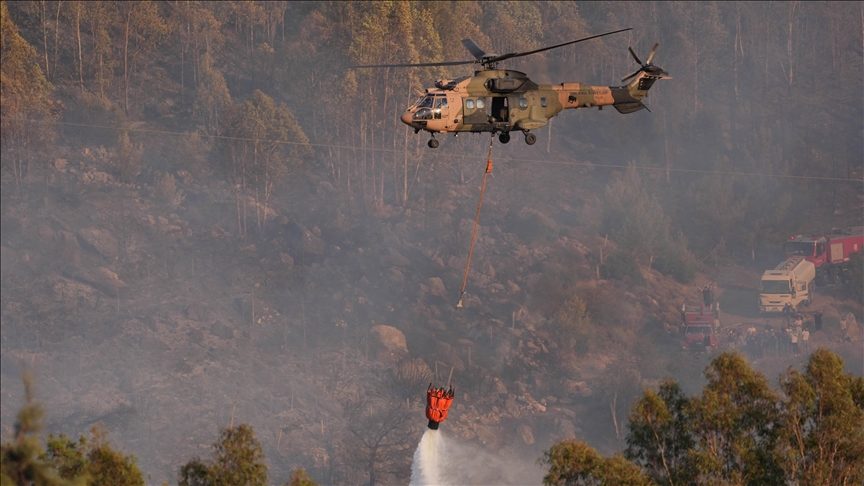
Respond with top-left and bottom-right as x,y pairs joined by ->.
64,266 -> 127,296
504,397 -> 520,414
53,158 -> 67,171
37,224 -> 55,241
382,248 -> 411,267
544,396 -> 558,404
423,277 -> 447,298
279,252 -> 294,266
369,325 -> 408,364
77,228 -> 119,260
491,378 -> 508,394
55,230 -> 82,266
517,424 -> 535,444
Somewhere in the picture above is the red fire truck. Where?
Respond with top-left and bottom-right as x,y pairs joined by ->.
785,227 -> 863,284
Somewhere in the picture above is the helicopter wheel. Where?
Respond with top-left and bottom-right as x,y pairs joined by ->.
498,132 -> 511,144
428,138 -> 440,149
525,133 -> 537,145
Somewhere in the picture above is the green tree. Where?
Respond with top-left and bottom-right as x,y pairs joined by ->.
0,373 -> 86,486
0,0 -> 56,190
286,468 -> 317,486
626,381 -> 695,486
776,348 -> 864,485
47,425 -> 145,486
221,90 -> 311,237
686,352 -> 782,485
541,440 -> 651,486
178,424 -> 268,486
193,52 -> 231,136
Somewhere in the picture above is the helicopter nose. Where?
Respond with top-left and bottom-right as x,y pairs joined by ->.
400,111 -> 413,126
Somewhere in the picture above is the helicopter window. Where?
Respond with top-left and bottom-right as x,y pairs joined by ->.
419,97 -> 434,109
413,108 -> 433,120
476,98 -> 485,109
541,97 -> 547,107
465,99 -> 475,110
434,97 -> 448,109
519,98 -> 528,109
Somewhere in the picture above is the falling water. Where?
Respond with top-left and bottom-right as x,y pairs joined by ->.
409,428 -> 443,486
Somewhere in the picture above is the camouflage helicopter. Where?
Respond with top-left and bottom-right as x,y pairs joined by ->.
353,28 -> 670,148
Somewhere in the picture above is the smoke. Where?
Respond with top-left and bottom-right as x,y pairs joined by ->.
410,428 -> 543,485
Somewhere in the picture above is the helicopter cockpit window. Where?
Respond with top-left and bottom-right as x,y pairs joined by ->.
418,97 -> 434,109
465,99 -> 475,110
519,98 -> 528,109
413,108 -> 433,120
476,98 -> 485,109
541,97 -> 547,107
434,97 -> 448,109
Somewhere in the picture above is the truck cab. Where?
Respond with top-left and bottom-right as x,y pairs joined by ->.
681,311 -> 718,351
759,257 -> 816,313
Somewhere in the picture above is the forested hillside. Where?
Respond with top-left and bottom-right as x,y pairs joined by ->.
1,1 -> 862,484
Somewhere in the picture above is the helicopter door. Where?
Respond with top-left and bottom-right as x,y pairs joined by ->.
491,97 -> 508,122
433,96 -> 450,126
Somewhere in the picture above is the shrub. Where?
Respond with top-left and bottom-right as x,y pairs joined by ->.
601,252 -> 644,283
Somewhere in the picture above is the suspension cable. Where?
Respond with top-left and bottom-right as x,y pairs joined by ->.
456,133 -> 496,309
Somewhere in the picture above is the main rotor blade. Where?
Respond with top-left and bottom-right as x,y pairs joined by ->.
645,43 -> 659,64
461,39 -> 487,60
350,59 -> 479,69
628,46 -> 642,65
489,28 -> 632,63
621,68 -> 642,82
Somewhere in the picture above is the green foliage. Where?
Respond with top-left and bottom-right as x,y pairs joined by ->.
111,131 -> 143,183
541,440 -> 651,486
286,469 -> 317,486
600,252 -> 643,283
46,426 -> 145,486
0,0 -> 56,187
777,349 -> 864,484
61,90 -> 127,148
178,424 -> 268,486
547,350 -> 864,485
652,230 -> 698,283
0,373 -> 87,486
550,296 -> 592,356
193,53 -> 232,136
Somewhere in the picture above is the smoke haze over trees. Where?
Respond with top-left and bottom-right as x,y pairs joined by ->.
1,1 -> 862,484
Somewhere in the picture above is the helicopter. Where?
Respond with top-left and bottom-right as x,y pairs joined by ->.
352,28 -> 670,148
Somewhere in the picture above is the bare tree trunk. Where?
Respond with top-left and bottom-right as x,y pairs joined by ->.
53,1 -> 63,78
40,0 -> 50,79
76,1 -> 83,92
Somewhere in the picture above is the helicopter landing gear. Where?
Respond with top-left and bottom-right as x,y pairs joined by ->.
524,132 -> 537,145
498,132 -> 511,144
428,137 -> 440,149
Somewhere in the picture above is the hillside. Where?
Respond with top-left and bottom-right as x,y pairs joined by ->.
1,2 -> 862,484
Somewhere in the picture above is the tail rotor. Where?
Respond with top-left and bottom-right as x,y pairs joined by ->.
621,43 -> 671,82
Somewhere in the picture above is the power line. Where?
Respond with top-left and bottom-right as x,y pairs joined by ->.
9,118 -> 863,183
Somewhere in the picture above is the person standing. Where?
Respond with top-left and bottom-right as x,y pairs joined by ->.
802,328 -> 810,353
782,303 -> 793,327
790,330 -> 800,355
814,310 -> 823,332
